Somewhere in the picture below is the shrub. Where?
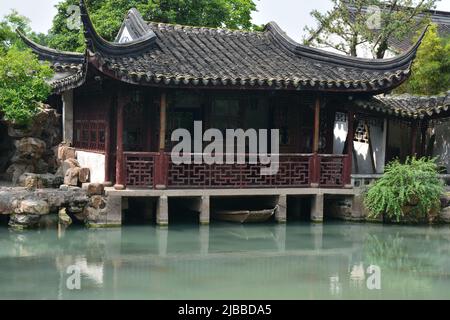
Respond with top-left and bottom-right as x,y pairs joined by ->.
364,157 -> 444,222
0,47 -> 53,125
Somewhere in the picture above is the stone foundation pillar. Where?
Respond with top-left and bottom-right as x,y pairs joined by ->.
351,194 -> 367,221
311,194 -> 324,223
86,195 -> 122,228
157,195 -> 169,226
106,196 -> 122,227
199,196 -> 210,225
275,194 -> 287,223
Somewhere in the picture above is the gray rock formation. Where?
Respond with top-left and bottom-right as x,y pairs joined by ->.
18,173 -> 63,190
3,105 -> 62,183
0,187 -> 89,229
9,214 -> 41,229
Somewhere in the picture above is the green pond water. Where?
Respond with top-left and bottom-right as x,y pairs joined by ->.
0,222 -> 450,300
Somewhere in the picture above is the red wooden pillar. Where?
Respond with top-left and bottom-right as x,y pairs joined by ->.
156,91 -> 168,189
411,120 -> 418,157
313,97 -> 320,154
104,96 -> 113,185
311,97 -> 321,187
159,91 -> 167,152
344,111 -> 355,187
114,93 -> 126,190
143,95 -> 152,152
104,121 -> 111,184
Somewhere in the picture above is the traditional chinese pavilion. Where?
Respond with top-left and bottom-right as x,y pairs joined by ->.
19,0 -> 446,225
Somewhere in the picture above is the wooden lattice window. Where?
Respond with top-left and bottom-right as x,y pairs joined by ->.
74,119 -> 106,152
354,121 -> 369,143
73,93 -> 108,153
124,102 -> 145,152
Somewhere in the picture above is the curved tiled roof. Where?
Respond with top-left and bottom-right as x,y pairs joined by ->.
114,8 -> 155,43
355,93 -> 450,119
17,30 -> 86,94
19,0 -> 427,94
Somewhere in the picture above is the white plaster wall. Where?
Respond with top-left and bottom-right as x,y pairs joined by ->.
333,119 -> 348,155
334,119 -> 386,174
353,141 -> 371,173
76,151 -> 106,183
433,122 -> 450,172
353,123 -> 385,174
62,90 -> 73,144
371,123 -> 386,173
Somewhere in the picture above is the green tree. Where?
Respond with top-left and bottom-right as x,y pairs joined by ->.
304,0 -> 437,58
0,10 -> 48,53
396,24 -> 450,95
304,0 -> 370,57
48,0 -> 259,52
0,47 -> 53,125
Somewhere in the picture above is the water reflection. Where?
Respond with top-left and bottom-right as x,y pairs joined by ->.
329,274 -> 342,296
349,263 -> 365,288
0,223 -> 450,299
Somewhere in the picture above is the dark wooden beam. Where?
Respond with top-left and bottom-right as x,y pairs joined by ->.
310,97 -> 321,187
365,122 -> 377,173
313,97 -> 320,153
411,121 -> 418,157
114,91 -> 126,190
104,95 -> 113,184
159,91 -> 167,152
156,91 -> 168,189
420,120 -> 428,157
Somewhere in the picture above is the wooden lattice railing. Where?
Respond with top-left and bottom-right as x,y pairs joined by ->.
123,152 -> 350,189
318,154 -> 348,187
124,152 -> 159,188
167,153 -> 312,189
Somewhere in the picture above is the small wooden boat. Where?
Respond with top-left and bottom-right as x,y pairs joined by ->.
213,206 -> 277,223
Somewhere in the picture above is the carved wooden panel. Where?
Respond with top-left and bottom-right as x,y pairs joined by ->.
319,156 -> 345,187
124,153 -> 347,189
124,153 -> 157,187
167,154 -> 311,188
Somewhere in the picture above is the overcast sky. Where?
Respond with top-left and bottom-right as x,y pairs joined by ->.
1,0 -> 449,41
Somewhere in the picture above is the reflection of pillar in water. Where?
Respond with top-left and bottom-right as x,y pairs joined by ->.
112,260 -> 120,299
199,225 -> 209,255
310,223 -> 323,250
274,223 -> 286,252
58,263 -> 64,300
349,262 -> 365,288
103,229 -> 122,259
329,274 -> 342,296
156,226 -> 168,256
58,223 -> 65,239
